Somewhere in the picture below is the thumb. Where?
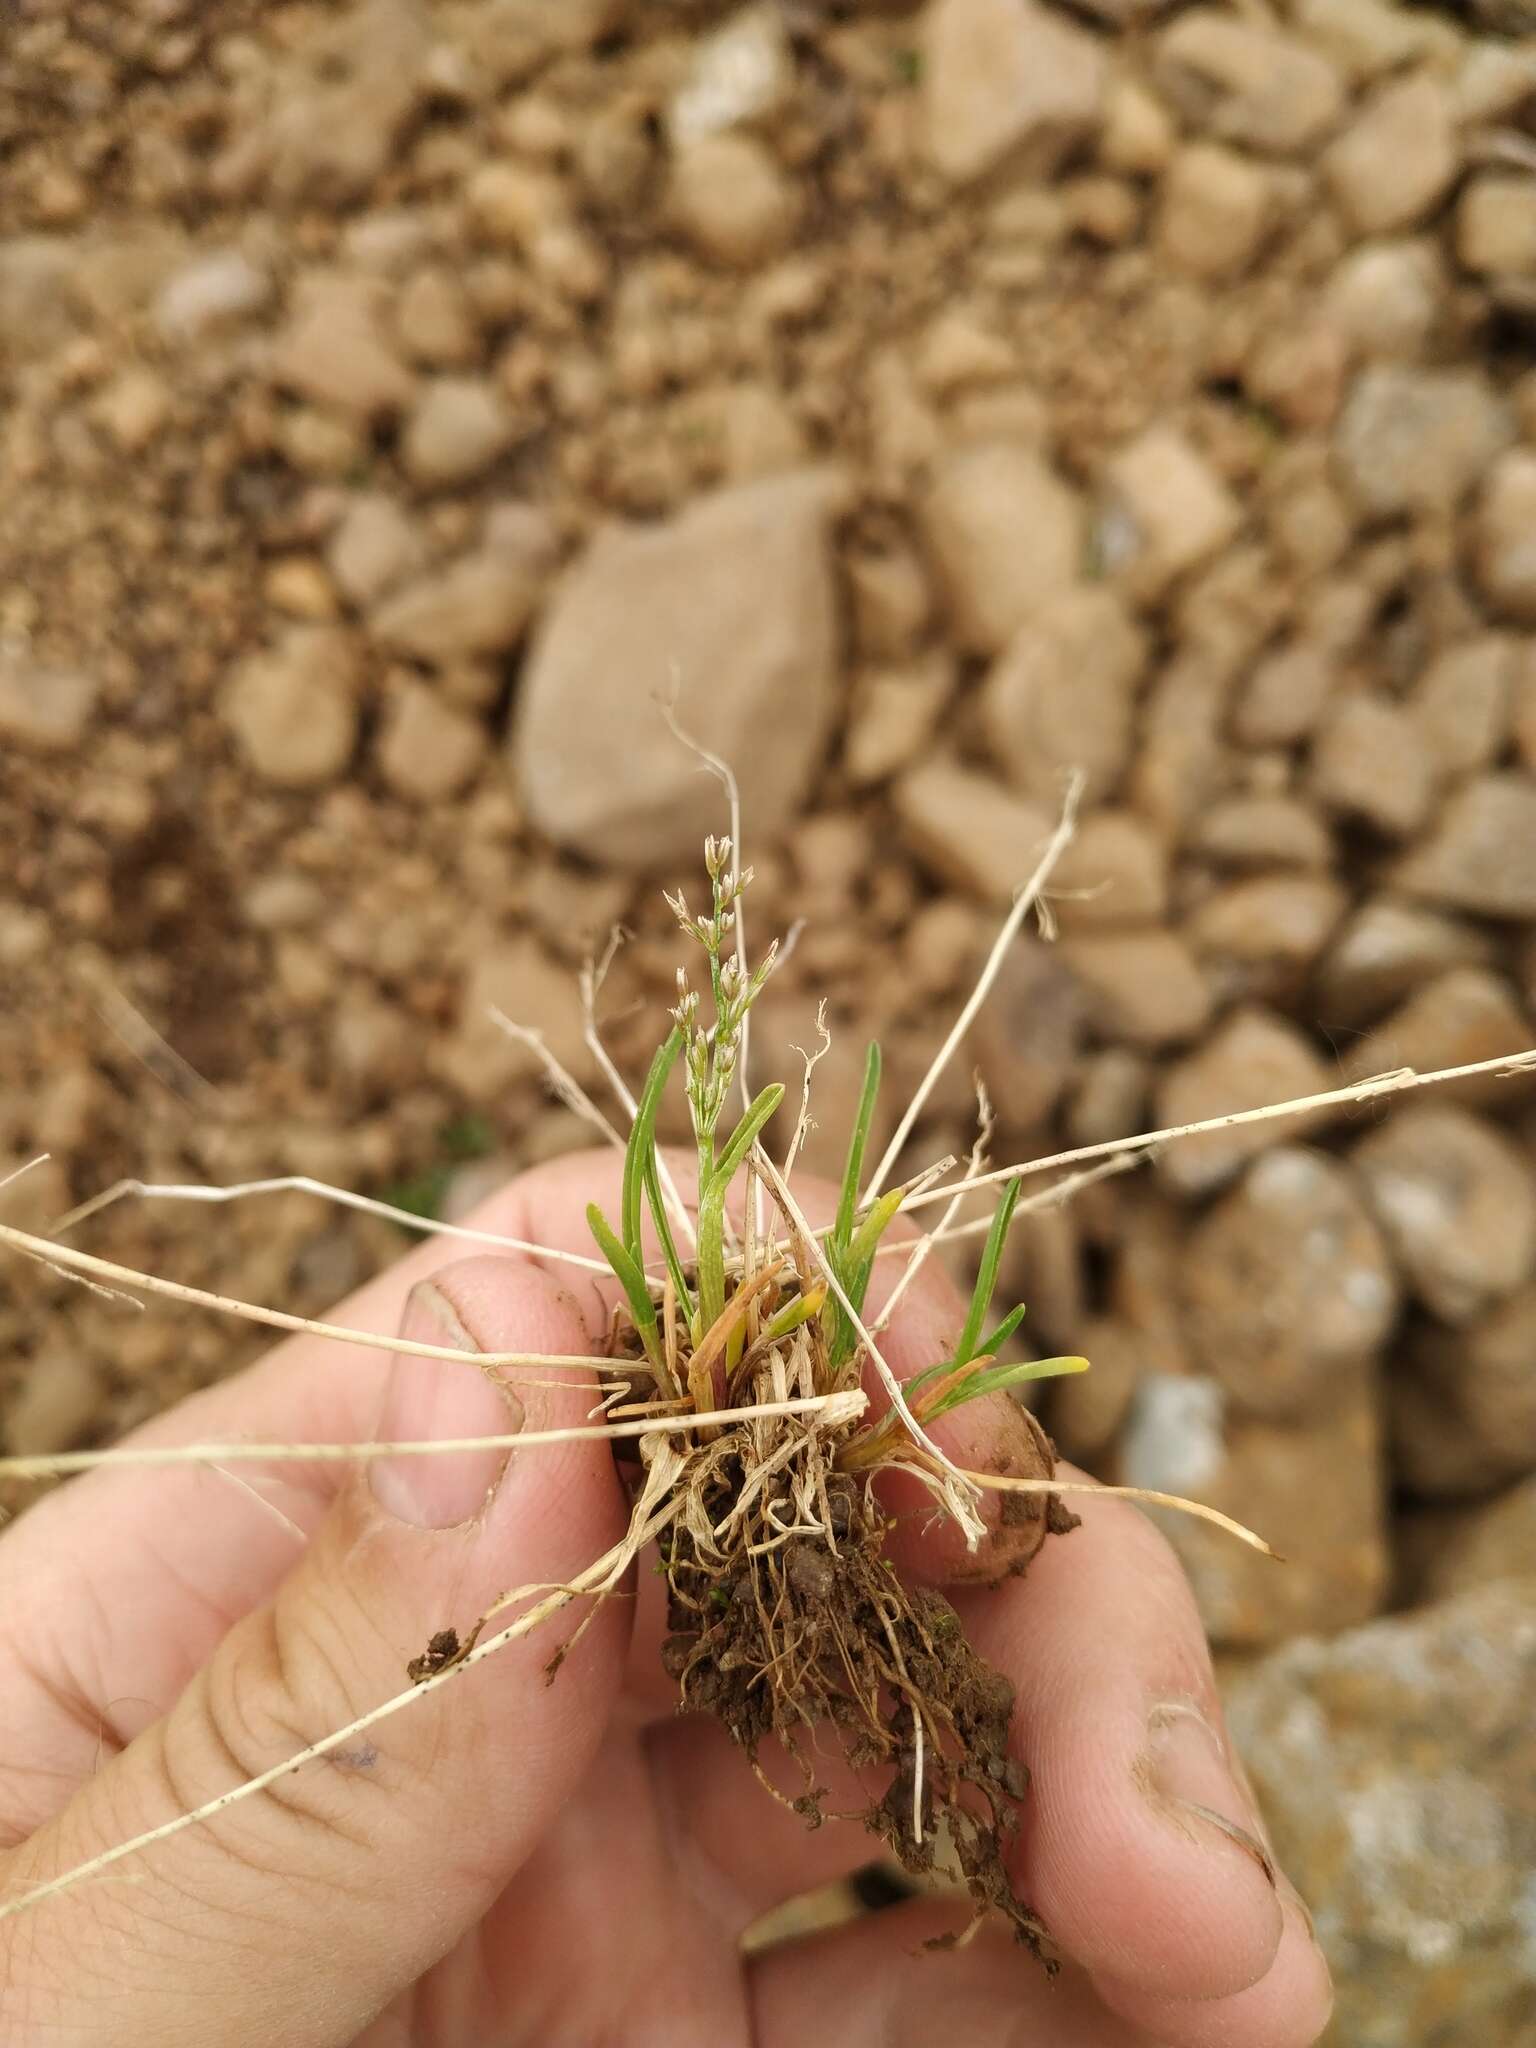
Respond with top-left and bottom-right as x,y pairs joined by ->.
1,1257 -> 631,2047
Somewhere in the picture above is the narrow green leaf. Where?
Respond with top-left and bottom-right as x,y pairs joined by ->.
623,1029 -> 682,1259
976,1302 -> 1027,1360
691,1081 -> 788,1341
900,1306 -> 1030,1403
715,1082 -> 786,1185
956,1177 -> 1021,1367
834,1043 -> 882,1249
760,1285 -> 826,1347
901,1352 -> 956,1400
643,1151 -> 693,1321
586,1201 -> 662,1368
923,1353 -> 1088,1421
845,1187 -> 905,1274
820,1184 -> 906,1372
695,1181 -> 728,1338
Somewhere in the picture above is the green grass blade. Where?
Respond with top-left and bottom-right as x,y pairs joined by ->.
693,1081 -> 783,1341
623,1029 -> 682,1259
695,1180 -> 727,1337
845,1187 -> 905,1274
760,1286 -> 826,1347
834,1043 -> 882,1248
924,1354 -> 1088,1421
976,1302 -> 1027,1359
955,1177 -> 1021,1366
715,1082 -> 785,1184
901,1351 -> 956,1400
643,1151 -> 693,1320
820,1185 -> 906,1372
586,1201 -> 662,1368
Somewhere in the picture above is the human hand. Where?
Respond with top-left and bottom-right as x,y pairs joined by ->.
0,1152 -> 1331,2046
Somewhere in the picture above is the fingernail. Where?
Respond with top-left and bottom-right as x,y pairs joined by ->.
370,1279 -> 525,1528
1142,1701 -> 1276,1886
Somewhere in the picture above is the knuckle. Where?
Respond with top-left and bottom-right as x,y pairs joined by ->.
156,1584 -> 396,1899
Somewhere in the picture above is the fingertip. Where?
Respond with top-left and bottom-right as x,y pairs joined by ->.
1096,1885 -> 1333,2048
1022,1685 -> 1284,2001
959,1488 -> 1288,2004
417,1255 -> 631,1578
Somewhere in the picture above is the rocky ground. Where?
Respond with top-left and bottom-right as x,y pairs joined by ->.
4,1 -> 1536,2036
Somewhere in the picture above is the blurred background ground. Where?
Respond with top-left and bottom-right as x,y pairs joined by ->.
3,3 -> 1536,2038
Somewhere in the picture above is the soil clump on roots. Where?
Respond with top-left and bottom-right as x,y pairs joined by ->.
622,1307 -> 1077,1958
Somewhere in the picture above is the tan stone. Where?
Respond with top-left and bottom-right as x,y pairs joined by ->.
893,758 -> 1054,904
1318,897 -> 1493,1027
1474,450 -> 1536,626
0,655 -> 100,754
1188,874 -> 1348,975
1157,143 -> 1272,280
1181,1148 -> 1397,1419
1122,1374 -> 1387,1643
845,652 -> 953,786
1336,366 -> 1512,519
1191,794 -> 1333,871
268,272 -> 415,417
1394,772 -> 1536,919
980,587 -> 1145,804
1050,810 -> 1167,929
919,440 -> 1084,653
1457,173 -> 1536,278
375,678 -> 485,802
1324,74 -> 1458,237
668,133 -> 798,268
1310,692 -> 1434,838
1339,968 -> 1534,1108
1355,1104 -> 1536,1325
1059,930 -> 1213,1049
1153,1006 -> 1333,1196
921,0 -> 1106,186
1103,426 -> 1241,597
513,470 -> 843,867
401,377 -> 517,487
221,626 -> 362,788
1156,12 -> 1345,156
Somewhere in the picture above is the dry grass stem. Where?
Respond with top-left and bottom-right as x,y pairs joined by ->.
487,1012 -> 627,1149
0,1389 -> 869,1484
903,1049 -> 1536,1216
211,1464 -> 307,1546
87,974 -> 223,1113
579,931 -> 699,1251
912,1153 -> 1142,1253
863,772 -> 1084,1206
0,1222 -> 598,1371
0,1155 -> 50,1201
50,1175 -> 616,1275
963,1470 -> 1276,1554
781,999 -> 832,1184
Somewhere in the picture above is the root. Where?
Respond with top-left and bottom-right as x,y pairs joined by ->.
654,1385 -> 1061,1960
